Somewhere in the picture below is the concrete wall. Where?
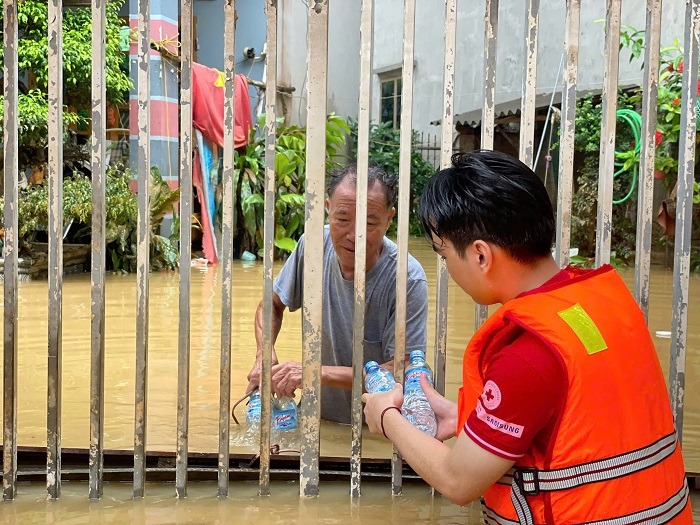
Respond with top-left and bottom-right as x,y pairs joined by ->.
194,0 -> 267,114
278,0 -> 360,126
370,0 -> 688,138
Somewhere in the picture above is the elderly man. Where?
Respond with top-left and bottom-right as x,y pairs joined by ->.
247,164 -> 428,424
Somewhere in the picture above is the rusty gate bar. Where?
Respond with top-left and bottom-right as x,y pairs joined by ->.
554,0 -> 580,268
669,0 -> 700,441
259,0 -> 278,497
519,0 -> 540,167
434,0 -> 457,398
594,0 -> 622,267
2,0 -> 19,503
133,0 -> 151,499
300,0 -> 328,497
475,0 -> 499,329
218,0 -> 236,498
176,0 -> 194,499
392,0 -> 416,497
634,0 -> 663,322
47,0 -> 64,500
89,0 -> 107,501
350,0 -> 373,499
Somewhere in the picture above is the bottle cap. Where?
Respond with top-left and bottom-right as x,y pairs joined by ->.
409,350 -> 425,363
364,361 -> 380,374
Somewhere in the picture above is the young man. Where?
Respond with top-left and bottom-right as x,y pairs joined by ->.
247,165 -> 428,424
363,151 -> 691,523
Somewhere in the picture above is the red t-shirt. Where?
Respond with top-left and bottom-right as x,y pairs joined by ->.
464,270 -> 570,460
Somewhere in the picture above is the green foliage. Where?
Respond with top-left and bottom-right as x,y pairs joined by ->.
346,119 -> 436,235
617,27 -> 697,190
234,113 -> 349,257
0,0 -> 132,164
568,23 -> 700,265
0,166 -> 180,273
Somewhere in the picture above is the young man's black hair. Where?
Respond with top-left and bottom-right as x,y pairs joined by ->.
419,150 -> 555,263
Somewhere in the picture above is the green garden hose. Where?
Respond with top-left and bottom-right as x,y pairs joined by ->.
612,108 -> 643,205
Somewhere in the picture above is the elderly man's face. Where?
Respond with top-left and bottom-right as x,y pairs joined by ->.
326,179 -> 395,279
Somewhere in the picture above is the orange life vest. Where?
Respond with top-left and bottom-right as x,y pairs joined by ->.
457,265 -> 691,525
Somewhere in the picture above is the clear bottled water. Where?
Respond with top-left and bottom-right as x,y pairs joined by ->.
243,390 -> 300,449
272,396 -> 300,450
364,361 -> 396,393
402,350 -> 437,437
246,389 -> 262,425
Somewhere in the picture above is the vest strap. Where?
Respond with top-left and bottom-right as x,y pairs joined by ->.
491,478 -> 689,525
505,431 -> 677,493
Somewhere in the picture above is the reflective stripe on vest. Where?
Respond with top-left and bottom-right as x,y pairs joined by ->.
503,431 -> 678,494
505,478 -> 689,525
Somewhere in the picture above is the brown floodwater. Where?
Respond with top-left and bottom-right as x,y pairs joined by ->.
0,241 -> 699,522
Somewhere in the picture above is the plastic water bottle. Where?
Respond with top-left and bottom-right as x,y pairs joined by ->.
402,350 -> 437,437
364,361 -> 396,393
272,396 -> 299,449
246,389 -> 262,425
272,397 -> 298,431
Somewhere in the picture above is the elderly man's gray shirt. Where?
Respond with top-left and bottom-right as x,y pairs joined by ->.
273,226 -> 429,424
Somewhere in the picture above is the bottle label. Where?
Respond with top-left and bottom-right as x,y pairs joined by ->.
404,366 -> 431,391
273,408 -> 298,431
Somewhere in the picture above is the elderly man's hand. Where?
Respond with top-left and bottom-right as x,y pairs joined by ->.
271,361 -> 302,398
246,350 -> 279,394
362,384 -> 404,436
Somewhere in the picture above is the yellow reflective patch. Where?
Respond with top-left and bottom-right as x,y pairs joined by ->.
557,303 -> 608,355
215,70 -> 225,88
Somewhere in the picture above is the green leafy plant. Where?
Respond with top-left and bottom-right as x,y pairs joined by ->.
0,0 -> 132,169
346,119 -> 436,236
235,113 -> 350,257
0,166 -> 181,273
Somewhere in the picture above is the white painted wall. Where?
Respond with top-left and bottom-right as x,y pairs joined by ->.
279,0 -> 360,126
279,0 -> 687,140
371,0 -> 687,138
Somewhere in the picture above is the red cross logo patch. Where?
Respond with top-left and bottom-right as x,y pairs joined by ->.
481,380 -> 502,410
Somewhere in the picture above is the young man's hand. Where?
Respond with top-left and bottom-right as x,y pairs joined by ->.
362,384 -> 404,435
421,374 -> 458,442
271,361 -> 302,398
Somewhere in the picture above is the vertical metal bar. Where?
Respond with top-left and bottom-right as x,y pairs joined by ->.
89,0 -> 107,501
475,0 -> 499,329
434,0 -> 457,398
2,0 -> 19,503
594,0 -> 622,267
633,0 -> 663,322
392,0 -> 416,497
133,0 -> 151,499
519,0 -> 540,167
176,0 -> 194,499
555,0 -> 581,268
259,0 -> 277,498
300,0 -> 328,498
669,0 -> 700,442
47,0 -> 64,501
218,0 -> 236,498
350,0 -> 373,499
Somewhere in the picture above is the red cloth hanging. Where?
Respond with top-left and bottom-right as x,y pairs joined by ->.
192,62 -> 253,149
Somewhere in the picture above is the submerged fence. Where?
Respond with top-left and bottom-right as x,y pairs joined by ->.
1,0 -> 700,503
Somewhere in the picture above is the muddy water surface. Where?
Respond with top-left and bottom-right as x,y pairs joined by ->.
0,241 -> 699,467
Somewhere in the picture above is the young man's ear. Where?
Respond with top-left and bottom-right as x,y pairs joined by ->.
472,240 -> 493,273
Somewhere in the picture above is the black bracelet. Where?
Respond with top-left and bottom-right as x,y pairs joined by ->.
380,406 -> 401,439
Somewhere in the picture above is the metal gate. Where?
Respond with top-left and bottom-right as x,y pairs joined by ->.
1,0 -> 699,503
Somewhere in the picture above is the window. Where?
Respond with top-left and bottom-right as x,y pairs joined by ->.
379,73 -> 402,129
